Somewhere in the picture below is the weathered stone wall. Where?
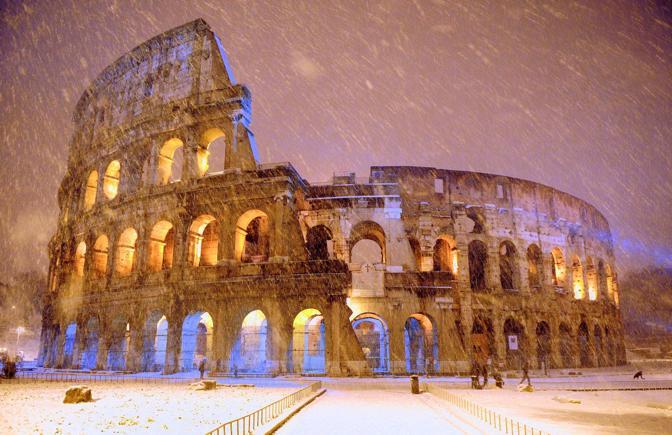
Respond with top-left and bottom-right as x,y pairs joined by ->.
39,19 -> 625,376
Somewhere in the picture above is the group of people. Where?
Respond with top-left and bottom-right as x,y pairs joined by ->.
470,357 -> 531,390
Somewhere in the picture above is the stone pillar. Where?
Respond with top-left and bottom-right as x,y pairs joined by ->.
71,319 -> 87,369
181,129 -> 199,181
493,313 -> 506,369
96,327 -> 111,370
525,317 -> 538,369
163,314 -> 183,374
217,205 -> 235,263
269,196 -> 289,262
55,326 -> 67,368
388,312 -> 406,375
126,318 -> 144,373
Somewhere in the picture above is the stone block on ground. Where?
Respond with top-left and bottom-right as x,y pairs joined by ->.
63,386 -> 93,404
190,380 -> 217,391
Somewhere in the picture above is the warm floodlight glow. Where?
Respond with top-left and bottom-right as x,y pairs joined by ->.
103,160 -> 121,199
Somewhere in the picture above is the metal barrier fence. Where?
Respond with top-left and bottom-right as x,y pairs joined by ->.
1,372 -> 199,384
424,383 -> 550,435
206,381 -> 322,435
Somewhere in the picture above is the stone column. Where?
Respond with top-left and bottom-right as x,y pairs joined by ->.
163,314 -> 183,374
71,319 -> 87,369
269,196 -> 289,262
55,326 -> 67,368
217,205 -> 235,263
493,313 -> 506,369
181,128 -> 199,181
126,318 -> 145,373
388,310 -> 406,375
96,326 -> 111,370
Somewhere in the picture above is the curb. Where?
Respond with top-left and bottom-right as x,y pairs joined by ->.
261,388 -> 327,434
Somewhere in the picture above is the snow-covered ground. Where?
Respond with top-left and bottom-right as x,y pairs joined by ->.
0,380 -> 300,434
442,385 -> 672,434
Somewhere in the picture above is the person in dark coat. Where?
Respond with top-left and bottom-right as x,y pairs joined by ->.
519,358 -> 531,386
198,358 -> 207,380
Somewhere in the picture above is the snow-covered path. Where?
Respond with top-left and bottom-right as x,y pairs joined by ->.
276,387 -> 483,435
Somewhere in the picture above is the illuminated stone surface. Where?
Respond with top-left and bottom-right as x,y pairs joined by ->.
38,19 -> 625,376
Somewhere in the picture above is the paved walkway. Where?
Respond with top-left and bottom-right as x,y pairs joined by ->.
276,387 -> 483,435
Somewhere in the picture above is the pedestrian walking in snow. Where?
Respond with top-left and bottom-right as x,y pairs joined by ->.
199,358 -> 207,380
519,358 -> 531,386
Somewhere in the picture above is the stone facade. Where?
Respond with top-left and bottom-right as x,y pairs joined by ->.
38,19 -> 625,376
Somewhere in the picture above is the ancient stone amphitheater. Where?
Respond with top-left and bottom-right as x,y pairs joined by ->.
38,19 -> 625,376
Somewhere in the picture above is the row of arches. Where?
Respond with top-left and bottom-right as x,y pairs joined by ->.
70,210 -> 272,279
466,240 -> 617,302
471,316 -> 620,369
50,310 -> 440,375
82,129 -> 228,212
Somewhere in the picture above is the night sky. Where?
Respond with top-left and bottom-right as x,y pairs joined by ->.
0,0 -> 670,278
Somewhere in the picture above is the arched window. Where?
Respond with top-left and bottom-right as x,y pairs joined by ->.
74,241 -> 86,277
605,264 -> 615,301
235,210 -> 270,263
181,311 -> 214,371
468,240 -> 488,291
92,235 -> 109,277
230,310 -> 268,373
551,248 -> 566,286
586,257 -> 598,300
189,215 -> 219,266
148,220 -> 174,272
83,170 -> 98,211
572,256 -> 585,299
352,313 -> 390,373
503,318 -> 525,369
578,321 -> 591,367
536,322 -> 551,369
471,317 -> 495,367
526,244 -> 542,288
433,236 -> 457,276
349,221 -> 386,264
115,228 -> 138,276
199,128 -> 226,176
291,308 -> 325,374
103,160 -> 121,200
157,138 -> 184,184
499,241 -> 517,290
306,225 -> 333,260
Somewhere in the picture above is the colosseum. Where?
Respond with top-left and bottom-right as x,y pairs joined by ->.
38,19 -> 626,376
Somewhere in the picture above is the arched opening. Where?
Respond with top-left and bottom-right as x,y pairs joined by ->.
92,235 -> 109,277
141,312 -> 168,372
83,170 -> 98,211
578,321 -> 591,367
306,225 -> 333,260
199,128 -> 226,176
74,241 -> 86,277
605,264 -> 615,301
572,256 -> 585,299
107,316 -> 130,371
115,228 -> 138,276
558,323 -> 573,367
605,326 -> 614,365
290,309 -> 325,374
594,325 -> 604,367
352,313 -> 389,373
468,240 -> 488,291
404,314 -> 438,374
503,318 -> 525,369
471,317 -> 495,368
188,215 -> 219,266
230,310 -> 269,373
181,311 -> 213,371
526,244 -> 542,288
465,208 -> 485,234
81,317 -> 99,370
433,236 -> 458,276
148,220 -> 174,272
103,160 -> 121,200
551,248 -> 566,286
46,325 -> 61,367
235,210 -> 269,263
586,257 -> 598,300
350,221 -> 386,264
62,323 -> 77,368
536,322 -> 551,370
499,241 -> 518,290
157,138 -> 184,184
